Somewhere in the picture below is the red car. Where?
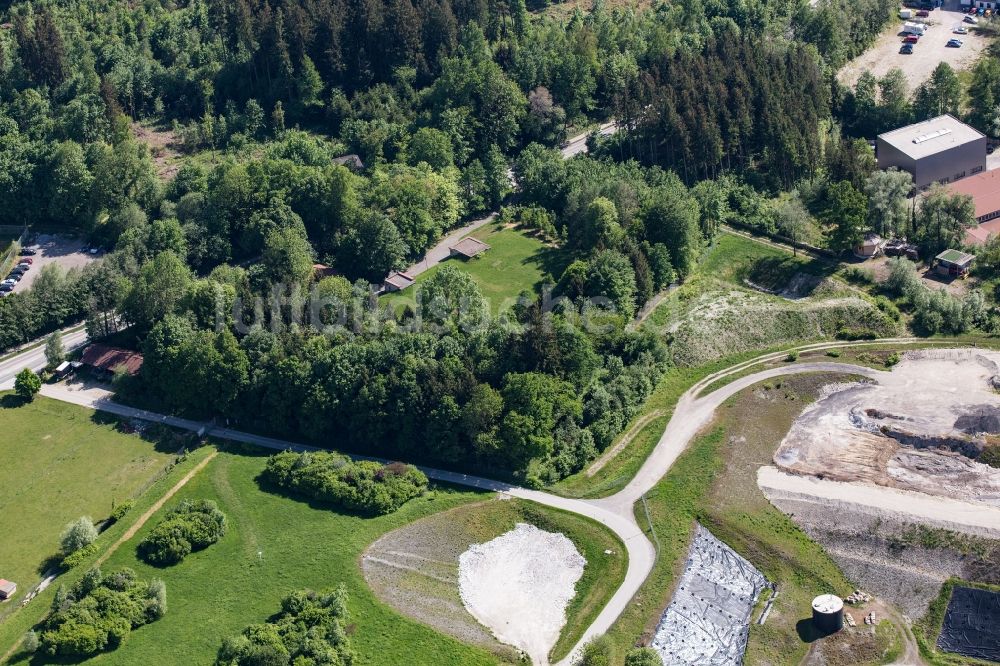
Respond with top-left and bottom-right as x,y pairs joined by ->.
916,9 -> 929,15
19,257 -> 32,264
904,34 -> 920,42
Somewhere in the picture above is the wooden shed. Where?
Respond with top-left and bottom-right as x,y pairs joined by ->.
0,579 -> 17,600
934,249 -> 974,278
448,237 -> 491,260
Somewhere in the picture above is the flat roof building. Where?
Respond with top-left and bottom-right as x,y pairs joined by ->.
877,115 -> 986,189
0,579 -> 16,600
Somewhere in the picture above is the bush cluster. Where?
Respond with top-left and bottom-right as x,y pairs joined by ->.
263,451 -> 428,516
216,587 -> 353,666
36,568 -> 166,658
137,500 -> 227,566
884,258 -> 988,336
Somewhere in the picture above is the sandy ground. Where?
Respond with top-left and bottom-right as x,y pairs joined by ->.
773,349 -> 1000,505
458,523 -> 585,665
839,1 -> 991,90
11,235 -> 98,294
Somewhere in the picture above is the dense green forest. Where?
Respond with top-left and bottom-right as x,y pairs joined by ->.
0,0 -> 909,482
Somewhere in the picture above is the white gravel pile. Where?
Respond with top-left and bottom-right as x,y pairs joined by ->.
458,523 -> 586,665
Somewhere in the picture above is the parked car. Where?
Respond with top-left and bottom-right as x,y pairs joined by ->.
19,248 -> 36,256
954,26 -> 969,34
900,43 -> 915,53
1,279 -> 15,286
16,262 -> 30,270
904,34 -> 920,43
9,267 -> 24,277
917,9 -> 929,16
0,284 -> 12,293
947,38 -> 964,47
18,257 -> 32,264
965,14 -> 978,22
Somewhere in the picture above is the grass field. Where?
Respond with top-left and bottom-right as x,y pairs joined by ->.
25,449 -> 501,666
597,373 -> 902,664
383,223 -> 569,314
0,396 -> 180,611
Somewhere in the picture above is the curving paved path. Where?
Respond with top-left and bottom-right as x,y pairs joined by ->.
6,335 -> 976,664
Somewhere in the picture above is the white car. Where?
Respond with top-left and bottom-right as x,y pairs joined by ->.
964,14 -> 978,23
954,26 -> 968,34
2,279 -> 16,287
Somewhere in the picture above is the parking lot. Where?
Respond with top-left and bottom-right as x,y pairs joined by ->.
839,1 -> 991,90
6,235 -> 99,294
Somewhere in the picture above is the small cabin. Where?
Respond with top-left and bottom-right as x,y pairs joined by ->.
382,271 -> 416,293
448,237 -> 491,260
80,344 -> 144,379
853,233 -> 884,259
934,249 -> 974,278
0,579 -> 16,600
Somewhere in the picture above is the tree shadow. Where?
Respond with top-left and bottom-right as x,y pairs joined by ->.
0,394 -> 29,409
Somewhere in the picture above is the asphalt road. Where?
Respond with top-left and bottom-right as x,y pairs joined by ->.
0,326 -> 88,390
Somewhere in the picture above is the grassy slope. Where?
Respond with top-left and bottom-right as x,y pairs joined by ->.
65,450 -> 499,666
383,223 -> 569,314
0,396 -> 177,608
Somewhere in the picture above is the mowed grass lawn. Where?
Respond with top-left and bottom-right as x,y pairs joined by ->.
0,396 -> 177,608
74,450 -> 503,666
383,224 -> 569,314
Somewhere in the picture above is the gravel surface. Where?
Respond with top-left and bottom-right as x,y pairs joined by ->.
838,0 -> 991,90
10,234 -> 98,293
459,523 -> 585,665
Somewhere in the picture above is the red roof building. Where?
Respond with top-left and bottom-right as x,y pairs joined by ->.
80,344 -> 144,376
950,170 -> 1000,245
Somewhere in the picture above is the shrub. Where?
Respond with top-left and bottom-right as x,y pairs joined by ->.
62,543 -> 98,569
575,635 -> 613,666
885,352 -> 901,367
216,587 -> 352,666
836,326 -> 878,341
825,349 -> 841,357
873,295 -> 901,321
980,446 -> 1000,469
785,351 -> 799,362
110,500 -> 135,523
843,266 -> 875,285
624,647 -> 662,666
262,451 -> 428,515
138,500 -> 227,566
35,568 -> 165,658
60,517 -> 98,556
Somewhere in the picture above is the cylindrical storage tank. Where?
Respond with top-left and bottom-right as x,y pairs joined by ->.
812,594 -> 844,634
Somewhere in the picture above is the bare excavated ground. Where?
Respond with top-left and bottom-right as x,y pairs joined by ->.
132,121 -> 181,180
773,349 -> 1000,506
362,497 -> 523,664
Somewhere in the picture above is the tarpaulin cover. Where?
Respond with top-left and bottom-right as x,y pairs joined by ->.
937,585 -> 1000,662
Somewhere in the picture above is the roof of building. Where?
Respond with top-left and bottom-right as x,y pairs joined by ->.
935,248 -> 975,266
383,271 -> 415,290
0,579 -> 16,592
313,263 -> 338,277
449,237 -> 491,258
878,114 -> 985,161
332,154 -> 365,170
80,344 -> 144,376
966,218 -> 1000,246
947,169 -> 1000,220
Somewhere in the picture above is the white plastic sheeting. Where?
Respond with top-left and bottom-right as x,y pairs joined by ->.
651,524 -> 770,665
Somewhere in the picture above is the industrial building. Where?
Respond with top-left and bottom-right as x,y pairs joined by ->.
876,115 -> 986,189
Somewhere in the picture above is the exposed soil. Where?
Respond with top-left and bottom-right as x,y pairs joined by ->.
362,498 -> 522,664
132,121 -> 181,180
773,350 -> 1000,506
